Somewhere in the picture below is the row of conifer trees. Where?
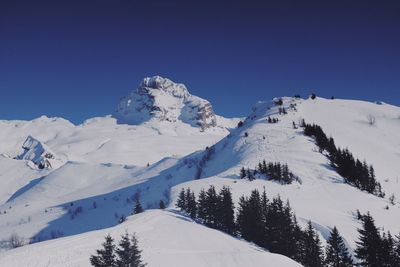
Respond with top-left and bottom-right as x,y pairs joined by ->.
355,212 -> 400,267
303,122 -> 384,197
239,161 -> 298,184
176,186 -> 357,267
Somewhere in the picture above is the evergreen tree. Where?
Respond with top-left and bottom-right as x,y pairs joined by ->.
291,216 -> 305,262
396,233 -> 400,265
240,167 -> 246,179
236,190 -> 264,246
246,168 -> 255,181
381,232 -> 398,267
204,185 -> 219,228
186,189 -> 197,219
355,212 -> 382,267
197,189 -> 207,222
115,232 -> 146,267
90,234 -> 116,267
130,234 -> 146,267
325,227 -> 353,267
265,196 -> 297,257
218,186 -> 235,234
262,160 -> 267,174
281,201 -> 300,258
176,188 -> 186,211
300,221 -> 324,267
133,199 -> 144,214
159,200 -> 166,209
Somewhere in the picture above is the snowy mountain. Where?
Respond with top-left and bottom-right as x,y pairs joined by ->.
1,81 -> 400,266
114,76 -> 220,130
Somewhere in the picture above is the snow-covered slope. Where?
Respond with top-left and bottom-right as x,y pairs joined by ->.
0,155 -> 48,205
0,210 -> 301,267
165,96 -> 400,251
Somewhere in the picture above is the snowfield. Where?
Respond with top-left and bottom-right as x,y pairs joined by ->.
0,210 -> 302,267
1,77 -> 400,266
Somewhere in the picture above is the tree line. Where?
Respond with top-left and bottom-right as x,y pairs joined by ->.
91,185 -> 400,267
176,186 -> 357,267
303,123 -> 384,197
355,212 -> 400,267
240,161 -> 298,184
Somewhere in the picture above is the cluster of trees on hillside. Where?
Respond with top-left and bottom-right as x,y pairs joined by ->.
177,187 -> 235,234
257,161 -> 298,184
176,186 -> 357,267
278,107 -> 287,115
355,212 -> 400,266
239,167 -> 256,181
177,186 -> 400,266
267,116 -> 280,123
90,232 -> 146,267
239,161 -> 298,184
303,123 -> 384,197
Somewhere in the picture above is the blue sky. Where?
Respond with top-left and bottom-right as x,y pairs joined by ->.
1,0 -> 399,124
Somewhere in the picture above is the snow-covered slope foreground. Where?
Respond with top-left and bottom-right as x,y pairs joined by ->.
0,210 -> 301,267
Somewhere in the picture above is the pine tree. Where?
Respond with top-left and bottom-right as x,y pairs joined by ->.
240,167 -> 246,179
115,232 -> 146,267
265,196 -> 297,256
236,190 -> 264,246
381,231 -> 398,267
129,234 -> 146,267
176,188 -> 186,211
204,185 -> 219,228
116,232 -> 132,267
133,199 -> 144,214
90,234 -> 116,267
262,160 -> 267,174
159,200 -> 166,209
186,189 -> 197,219
325,227 -> 353,267
355,212 -> 382,267
396,233 -> 400,265
197,189 -> 207,222
218,186 -> 235,234
246,168 -> 255,181
281,201 -> 299,258
300,221 -> 324,267
258,188 -> 269,248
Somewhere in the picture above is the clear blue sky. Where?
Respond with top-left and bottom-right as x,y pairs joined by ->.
1,0 -> 399,124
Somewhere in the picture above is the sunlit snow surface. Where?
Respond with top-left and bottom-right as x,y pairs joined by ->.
0,96 -> 399,266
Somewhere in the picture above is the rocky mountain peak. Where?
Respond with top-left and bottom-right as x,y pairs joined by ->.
114,76 -> 217,130
15,136 -> 61,169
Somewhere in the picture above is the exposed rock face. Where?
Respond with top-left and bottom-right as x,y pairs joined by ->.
15,136 -> 58,169
114,76 -> 217,130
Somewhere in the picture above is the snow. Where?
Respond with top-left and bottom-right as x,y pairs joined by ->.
0,84 -> 400,266
0,210 -> 301,267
